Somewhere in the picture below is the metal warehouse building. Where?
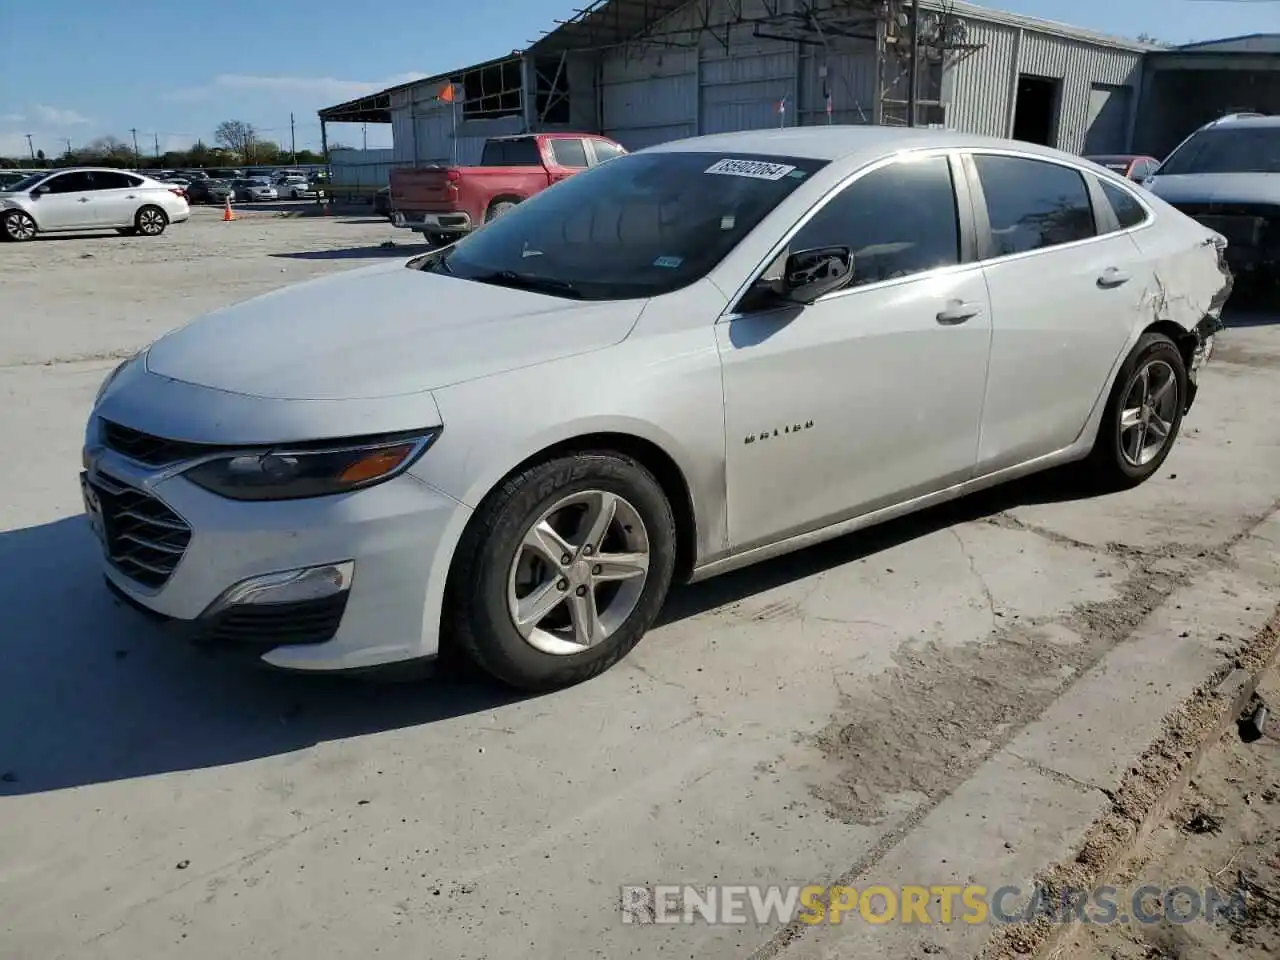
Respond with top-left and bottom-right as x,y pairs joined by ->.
318,0 -> 1168,185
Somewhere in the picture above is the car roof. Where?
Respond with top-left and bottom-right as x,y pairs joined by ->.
643,125 -> 1089,165
1205,114 -> 1279,129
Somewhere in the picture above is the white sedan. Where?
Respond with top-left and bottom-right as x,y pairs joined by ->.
83,127 -> 1232,689
0,167 -> 190,240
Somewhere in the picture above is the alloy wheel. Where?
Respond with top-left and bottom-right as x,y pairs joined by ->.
1119,359 -> 1179,468
4,211 -> 36,241
138,208 -> 166,235
506,489 -> 650,656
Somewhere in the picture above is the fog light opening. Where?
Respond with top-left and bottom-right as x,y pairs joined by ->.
204,561 -> 355,616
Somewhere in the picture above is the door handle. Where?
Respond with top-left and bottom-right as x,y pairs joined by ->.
125,194 -> 136,199
936,301 -> 983,325
1097,267 -> 1131,288
78,197 -> 91,203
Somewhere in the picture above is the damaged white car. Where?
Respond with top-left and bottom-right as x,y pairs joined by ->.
83,128 -> 1232,690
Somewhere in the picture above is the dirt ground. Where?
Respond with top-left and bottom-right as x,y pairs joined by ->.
1059,666 -> 1280,960
2,207 -> 1279,960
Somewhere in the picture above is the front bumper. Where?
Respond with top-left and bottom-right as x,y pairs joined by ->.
84,444 -> 472,672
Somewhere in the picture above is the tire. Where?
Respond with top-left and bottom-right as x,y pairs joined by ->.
447,452 -> 677,691
485,200 -> 517,223
1085,332 -> 1187,490
134,205 -> 168,237
1,209 -> 37,242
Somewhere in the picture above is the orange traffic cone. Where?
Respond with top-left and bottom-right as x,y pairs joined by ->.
223,197 -> 235,221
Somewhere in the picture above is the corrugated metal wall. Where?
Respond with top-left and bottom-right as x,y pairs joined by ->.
699,41 -> 797,133
947,19 -> 1018,136
1019,33 -> 1143,154
389,83 -> 527,165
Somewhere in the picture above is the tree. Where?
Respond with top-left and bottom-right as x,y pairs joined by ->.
253,140 -> 282,164
214,119 -> 257,159
1136,33 -> 1176,49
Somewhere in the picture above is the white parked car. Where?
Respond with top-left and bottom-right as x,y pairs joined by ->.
83,128 -> 1232,690
0,167 -> 190,241
233,178 -> 278,202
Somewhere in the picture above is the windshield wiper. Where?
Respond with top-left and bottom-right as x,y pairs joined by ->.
471,270 -> 583,299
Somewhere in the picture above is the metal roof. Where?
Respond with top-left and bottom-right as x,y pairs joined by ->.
317,53 -> 522,123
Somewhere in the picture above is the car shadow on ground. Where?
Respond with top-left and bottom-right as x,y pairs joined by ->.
0,465 -> 1096,797
270,244 -> 427,261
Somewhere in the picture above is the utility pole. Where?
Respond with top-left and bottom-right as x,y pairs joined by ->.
290,112 -> 297,165
62,137 -> 72,158
130,128 -> 140,167
24,133 -> 35,161
907,0 -> 921,128
362,122 -> 367,152
154,132 -> 160,159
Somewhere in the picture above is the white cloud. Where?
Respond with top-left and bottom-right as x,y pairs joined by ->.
0,113 -> 24,124
32,105 -> 91,125
165,72 -> 428,105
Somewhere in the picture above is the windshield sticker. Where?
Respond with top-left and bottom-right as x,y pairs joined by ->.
653,255 -> 684,269
787,169 -> 809,179
704,158 -> 797,181
720,215 -> 736,231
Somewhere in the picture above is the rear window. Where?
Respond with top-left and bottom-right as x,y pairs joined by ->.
426,151 -> 829,301
1159,126 -> 1280,175
480,138 -> 543,166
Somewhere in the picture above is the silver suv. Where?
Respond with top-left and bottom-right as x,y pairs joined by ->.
1144,113 -> 1279,284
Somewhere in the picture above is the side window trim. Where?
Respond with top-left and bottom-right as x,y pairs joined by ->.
962,149 -> 1119,265
725,149 -> 973,317
1084,171 -> 1121,235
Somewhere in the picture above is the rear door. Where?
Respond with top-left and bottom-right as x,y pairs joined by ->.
89,171 -> 145,226
546,137 -> 589,184
965,152 -> 1147,472
32,171 -> 97,229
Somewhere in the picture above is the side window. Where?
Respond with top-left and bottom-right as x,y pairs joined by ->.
789,155 -> 960,288
973,155 -> 1096,257
1101,180 -> 1149,230
592,140 -> 626,163
550,138 -> 589,168
93,171 -> 137,190
44,172 -> 94,194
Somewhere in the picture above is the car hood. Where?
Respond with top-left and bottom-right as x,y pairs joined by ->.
144,260 -> 644,400
1147,173 -> 1280,207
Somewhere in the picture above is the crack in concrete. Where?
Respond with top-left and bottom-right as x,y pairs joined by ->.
952,527 -> 998,623
1005,747 -> 1116,801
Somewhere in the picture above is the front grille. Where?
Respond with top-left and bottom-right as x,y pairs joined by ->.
92,473 -> 192,588
100,419 -> 228,467
201,594 -> 349,647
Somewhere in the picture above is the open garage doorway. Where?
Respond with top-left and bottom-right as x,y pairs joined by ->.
1013,75 -> 1061,146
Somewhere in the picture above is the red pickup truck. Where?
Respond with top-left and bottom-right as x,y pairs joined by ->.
388,132 -> 626,243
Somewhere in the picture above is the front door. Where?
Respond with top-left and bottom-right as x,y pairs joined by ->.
718,153 -> 993,552
964,152 -> 1142,472
32,171 -> 96,230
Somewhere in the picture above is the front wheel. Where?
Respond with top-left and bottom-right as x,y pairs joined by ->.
2,209 -> 37,241
134,205 -> 168,237
447,453 -> 677,691
1085,332 -> 1187,490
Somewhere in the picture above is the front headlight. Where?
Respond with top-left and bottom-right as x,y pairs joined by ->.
183,429 -> 439,501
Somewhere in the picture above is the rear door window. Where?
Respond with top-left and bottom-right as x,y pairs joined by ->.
973,155 -> 1097,257
94,171 -> 140,189
549,138 -> 589,168
480,139 -> 543,166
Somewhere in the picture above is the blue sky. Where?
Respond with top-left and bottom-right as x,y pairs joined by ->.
0,0 -> 1272,160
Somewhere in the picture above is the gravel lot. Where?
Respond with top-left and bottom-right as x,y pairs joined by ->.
1,210 -> 1278,960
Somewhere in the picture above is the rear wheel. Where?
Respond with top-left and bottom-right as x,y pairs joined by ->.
2,210 -> 37,242
135,205 -> 168,237
1085,332 -> 1187,490
447,452 -> 677,691
485,200 -> 517,223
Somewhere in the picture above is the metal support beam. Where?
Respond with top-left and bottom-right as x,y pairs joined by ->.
907,0 -> 920,127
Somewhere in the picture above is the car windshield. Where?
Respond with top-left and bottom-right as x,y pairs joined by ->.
4,173 -> 50,192
1158,126 -> 1280,175
422,151 -> 829,300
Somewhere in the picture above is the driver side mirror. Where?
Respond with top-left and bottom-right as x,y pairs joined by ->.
31,186 -> 49,198
743,246 -> 854,310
